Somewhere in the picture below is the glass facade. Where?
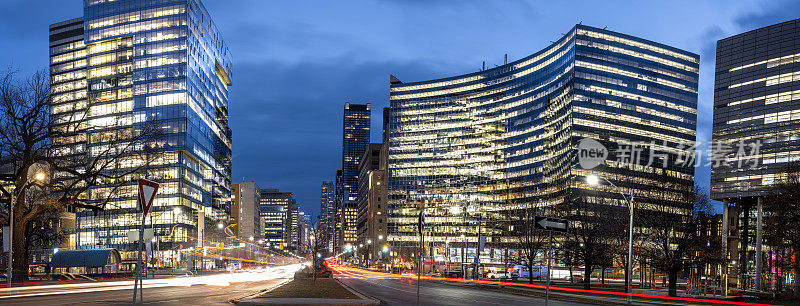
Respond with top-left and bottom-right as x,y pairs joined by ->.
49,0 -> 232,263
388,24 -> 699,263
711,18 -> 800,290
259,189 -> 292,251
338,102 -> 370,251
319,181 -> 335,251
712,19 -> 800,199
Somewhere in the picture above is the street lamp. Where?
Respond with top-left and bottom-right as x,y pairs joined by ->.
587,174 -> 635,298
8,169 -> 47,286
217,223 -> 224,229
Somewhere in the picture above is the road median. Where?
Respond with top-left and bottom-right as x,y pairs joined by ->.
233,277 -> 379,305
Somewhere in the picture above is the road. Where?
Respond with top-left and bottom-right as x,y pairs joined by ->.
333,266 -> 593,306
0,265 -> 303,305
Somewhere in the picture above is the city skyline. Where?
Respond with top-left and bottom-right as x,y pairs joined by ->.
3,0 -> 800,218
2,0 -> 800,303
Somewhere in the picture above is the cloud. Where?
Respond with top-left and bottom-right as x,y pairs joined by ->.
734,0 -> 800,31
229,56 -> 442,214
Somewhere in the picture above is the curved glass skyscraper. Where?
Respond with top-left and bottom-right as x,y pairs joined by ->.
388,25 -> 699,264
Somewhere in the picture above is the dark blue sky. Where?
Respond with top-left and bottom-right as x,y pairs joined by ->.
1,0 -> 798,217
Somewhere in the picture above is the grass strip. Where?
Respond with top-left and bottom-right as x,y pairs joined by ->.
258,278 -> 360,299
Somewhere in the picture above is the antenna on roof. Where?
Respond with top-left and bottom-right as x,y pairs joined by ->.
578,21 -> 583,25
482,61 -> 485,71
603,26 -> 607,30
504,54 -> 508,65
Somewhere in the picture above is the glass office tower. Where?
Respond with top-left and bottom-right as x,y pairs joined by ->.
389,24 -> 699,264
319,181 -> 335,252
49,0 -> 233,264
338,103 -> 370,251
711,18 -> 800,290
259,189 -> 293,250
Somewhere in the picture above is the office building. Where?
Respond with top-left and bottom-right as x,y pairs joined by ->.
286,199 -> 299,253
711,18 -> 800,290
356,143 -> 388,264
49,0 -> 233,265
232,182 -> 260,241
298,211 -> 311,254
333,169 -> 343,251
339,103 -> 370,252
389,24 -> 698,264
319,181 -> 335,253
259,189 -> 292,250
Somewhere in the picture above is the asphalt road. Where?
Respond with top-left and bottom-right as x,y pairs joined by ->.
0,266 -> 301,305
334,267 -> 594,306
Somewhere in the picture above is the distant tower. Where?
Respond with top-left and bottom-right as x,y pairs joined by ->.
340,102 -> 370,251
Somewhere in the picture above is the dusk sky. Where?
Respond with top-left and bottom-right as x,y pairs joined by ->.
2,0 -> 798,217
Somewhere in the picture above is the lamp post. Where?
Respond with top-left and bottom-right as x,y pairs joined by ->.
587,174 -> 634,301
8,169 -> 47,286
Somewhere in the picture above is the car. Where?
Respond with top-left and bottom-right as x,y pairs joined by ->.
565,274 -> 584,282
485,270 -> 517,280
444,269 -> 463,278
401,271 -> 416,277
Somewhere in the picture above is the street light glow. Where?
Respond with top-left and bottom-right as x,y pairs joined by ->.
217,223 -> 224,229
587,174 -> 599,185
34,171 -> 46,181
378,235 -> 383,240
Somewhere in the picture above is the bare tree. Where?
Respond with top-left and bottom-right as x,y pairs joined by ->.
504,201 -> 548,284
639,185 -> 711,297
0,70 -> 160,281
558,193 -> 620,290
764,162 -> 800,298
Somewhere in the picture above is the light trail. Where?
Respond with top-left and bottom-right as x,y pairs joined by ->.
331,265 -> 780,306
0,264 -> 305,300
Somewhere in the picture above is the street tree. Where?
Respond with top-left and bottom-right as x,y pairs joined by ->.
639,185 -> 711,297
0,70 -> 160,281
558,192 -> 620,290
764,162 -> 800,298
504,200 -> 548,284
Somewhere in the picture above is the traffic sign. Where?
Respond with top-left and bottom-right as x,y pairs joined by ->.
138,179 -> 159,216
534,216 -> 568,232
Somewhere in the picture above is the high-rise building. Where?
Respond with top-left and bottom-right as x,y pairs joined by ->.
389,24 -> 698,263
319,181 -> 335,252
286,199 -> 299,253
49,0 -> 233,264
298,211 -> 311,254
259,189 -> 292,250
232,182 -> 260,241
46,17 -> 86,264
339,103 -> 370,252
333,169 -> 343,251
711,18 -> 800,291
356,143 -> 388,264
